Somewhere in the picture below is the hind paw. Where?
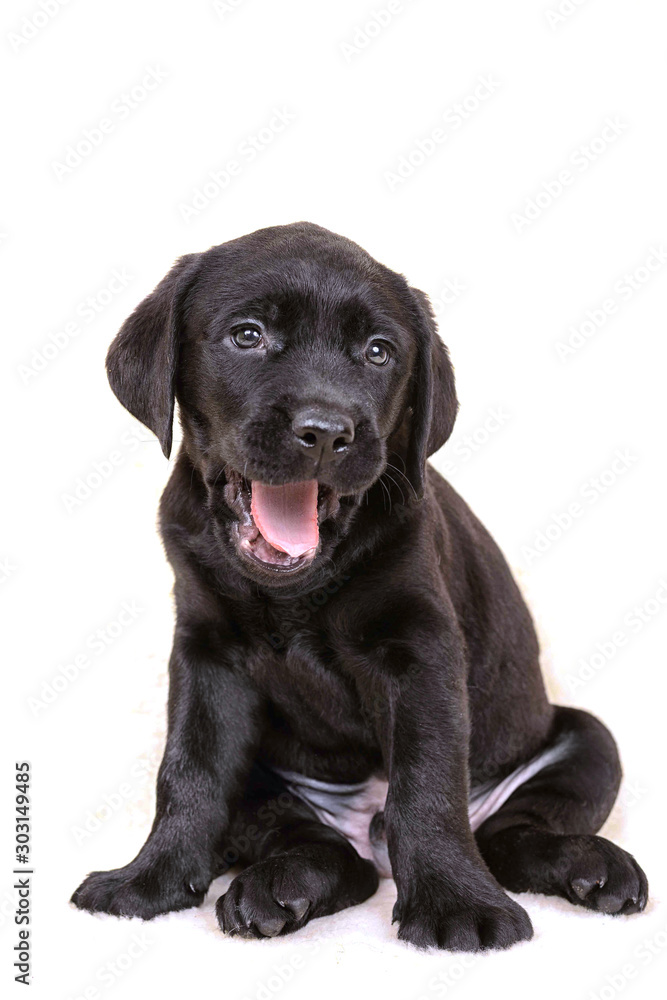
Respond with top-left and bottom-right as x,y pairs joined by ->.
562,835 -> 648,915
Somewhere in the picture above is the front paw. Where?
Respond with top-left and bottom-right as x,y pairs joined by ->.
71,856 -> 210,919
394,885 -> 533,952
216,857 -> 315,939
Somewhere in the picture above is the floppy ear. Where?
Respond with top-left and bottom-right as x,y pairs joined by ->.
404,287 -> 459,499
105,254 -> 199,458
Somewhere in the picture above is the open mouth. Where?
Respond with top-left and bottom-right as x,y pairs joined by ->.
224,470 -> 340,572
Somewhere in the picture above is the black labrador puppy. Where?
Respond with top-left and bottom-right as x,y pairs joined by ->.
71,222 -> 648,950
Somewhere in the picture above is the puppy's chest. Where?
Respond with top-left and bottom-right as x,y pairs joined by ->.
246,635 -> 372,746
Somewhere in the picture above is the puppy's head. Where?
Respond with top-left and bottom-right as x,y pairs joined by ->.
107,223 -> 457,585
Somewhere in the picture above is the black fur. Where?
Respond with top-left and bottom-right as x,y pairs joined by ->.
71,223 -> 648,950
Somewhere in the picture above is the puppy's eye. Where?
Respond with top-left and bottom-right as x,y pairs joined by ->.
232,327 -> 263,349
365,340 -> 391,366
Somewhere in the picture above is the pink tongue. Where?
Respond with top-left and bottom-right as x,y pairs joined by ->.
251,481 -> 319,557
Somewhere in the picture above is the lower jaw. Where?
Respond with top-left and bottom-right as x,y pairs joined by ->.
234,524 -> 317,574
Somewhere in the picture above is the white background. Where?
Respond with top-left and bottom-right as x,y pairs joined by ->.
2,1 -> 666,998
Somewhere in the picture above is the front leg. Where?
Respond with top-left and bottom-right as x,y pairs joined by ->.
71,622 -> 261,918
367,619 -> 533,951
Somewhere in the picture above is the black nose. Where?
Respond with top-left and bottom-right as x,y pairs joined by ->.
292,408 -> 355,463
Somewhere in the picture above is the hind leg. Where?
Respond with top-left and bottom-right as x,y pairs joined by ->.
214,764 -> 379,938
475,707 -> 648,915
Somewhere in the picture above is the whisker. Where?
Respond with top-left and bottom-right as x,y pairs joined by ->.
381,470 -> 405,506
378,475 -> 392,514
387,450 -> 407,473
211,463 -> 227,491
386,458 -> 418,502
